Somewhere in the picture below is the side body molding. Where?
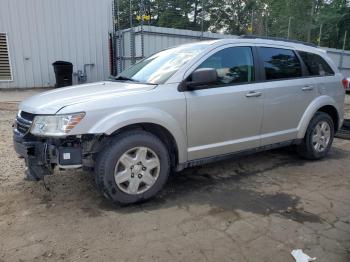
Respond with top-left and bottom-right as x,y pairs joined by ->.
296,95 -> 340,139
88,107 -> 188,163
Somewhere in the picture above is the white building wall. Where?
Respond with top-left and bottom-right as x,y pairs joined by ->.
0,0 -> 113,88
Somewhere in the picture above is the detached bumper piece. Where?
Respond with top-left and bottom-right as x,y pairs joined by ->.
14,138 -> 52,181
58,147 -> 83,168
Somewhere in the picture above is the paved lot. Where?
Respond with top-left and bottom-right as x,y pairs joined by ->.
0,94 -> 350,261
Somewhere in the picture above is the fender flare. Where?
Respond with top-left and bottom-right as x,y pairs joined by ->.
296,95 -> 340,139
88,107 -> 188,163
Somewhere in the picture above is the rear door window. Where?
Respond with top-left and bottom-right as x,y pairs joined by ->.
298,51 -> 334,76
260,47 -> 302,80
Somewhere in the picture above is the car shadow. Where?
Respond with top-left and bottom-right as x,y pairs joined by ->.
35,146 -> 348,224
95,146 -> 349,223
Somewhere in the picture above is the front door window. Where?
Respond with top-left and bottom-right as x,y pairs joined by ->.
197,46 -> 255,86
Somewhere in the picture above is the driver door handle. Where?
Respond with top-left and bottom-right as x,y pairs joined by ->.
302,85 -> 314,91
245,91 -> 262,97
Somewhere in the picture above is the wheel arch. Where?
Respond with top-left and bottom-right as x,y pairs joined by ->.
316,105 -> 339,132
109,123 -> 180,170
88,107 -> 187,165
297,95 -> 341,139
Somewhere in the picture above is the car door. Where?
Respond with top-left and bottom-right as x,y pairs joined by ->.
258,46 -> 318,146
184,45 -> 264,160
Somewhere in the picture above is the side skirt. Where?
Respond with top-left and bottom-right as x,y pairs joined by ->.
176,139 -> 302,171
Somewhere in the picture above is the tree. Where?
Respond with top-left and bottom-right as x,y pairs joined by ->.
114,0 -> 350,50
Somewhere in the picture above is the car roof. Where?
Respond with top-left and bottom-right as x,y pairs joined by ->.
208,38 -> 326,55
165,38 -> 339,84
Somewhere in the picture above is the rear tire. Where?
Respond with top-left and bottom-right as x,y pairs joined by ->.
297,112 -> 334,160
95,130 -> 170,204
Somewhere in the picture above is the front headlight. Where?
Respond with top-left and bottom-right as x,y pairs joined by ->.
30,113 -> 85,136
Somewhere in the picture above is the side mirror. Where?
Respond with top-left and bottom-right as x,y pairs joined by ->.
179,68 -> 218,91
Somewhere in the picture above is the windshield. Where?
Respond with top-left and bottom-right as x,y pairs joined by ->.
117,42 -> 211,84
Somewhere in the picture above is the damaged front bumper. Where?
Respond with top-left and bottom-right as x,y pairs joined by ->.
13,111 -> 98,181
13,130 -> 83,181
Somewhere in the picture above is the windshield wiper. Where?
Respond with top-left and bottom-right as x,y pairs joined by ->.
114,76 -> 139,82
113,76 -> 157,85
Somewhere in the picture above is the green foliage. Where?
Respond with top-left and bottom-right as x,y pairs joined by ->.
115,0 -> 350,49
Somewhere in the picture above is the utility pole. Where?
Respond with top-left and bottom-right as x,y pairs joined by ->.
140,0 -> 145,58
251,11 -> 254,34
339,31 -> 347,70
200,0 -> 204,39
287,17 -> 292,39
129,0 -> 133,32
343,31 -> 347,50
307,1 -> 315,42
115,0 -> 122,74
247,11 -> 253,35
318,23 -> 323,46
130,0 -> 135,65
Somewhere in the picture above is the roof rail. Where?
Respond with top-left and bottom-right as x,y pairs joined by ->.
240,35 -> 318,48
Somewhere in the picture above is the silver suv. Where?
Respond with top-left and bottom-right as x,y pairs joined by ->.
14,38 -> 345,204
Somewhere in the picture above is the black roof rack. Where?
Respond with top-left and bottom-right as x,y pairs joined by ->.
240,35 -> 318,48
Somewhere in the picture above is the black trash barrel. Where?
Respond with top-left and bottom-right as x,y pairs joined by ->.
52,61 -> 73,88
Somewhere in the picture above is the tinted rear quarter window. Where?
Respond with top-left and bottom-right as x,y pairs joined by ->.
298,51 -> 334,76
260,47 -> 302,80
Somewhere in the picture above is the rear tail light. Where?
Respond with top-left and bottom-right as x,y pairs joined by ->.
342,78 -> 349,89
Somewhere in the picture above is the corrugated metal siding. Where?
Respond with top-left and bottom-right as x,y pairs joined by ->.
322,47 -> 350,77
120,26 -> 238,70
136,26 -> 235,57
0,0 -> 113,88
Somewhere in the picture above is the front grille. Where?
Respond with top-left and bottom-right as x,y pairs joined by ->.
15,111 -> 35,135
20,111 -> 35,121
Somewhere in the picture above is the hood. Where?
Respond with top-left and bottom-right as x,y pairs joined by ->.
19,81 -> 156,114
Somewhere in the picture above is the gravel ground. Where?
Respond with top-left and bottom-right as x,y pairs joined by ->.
0,97 -> 350,262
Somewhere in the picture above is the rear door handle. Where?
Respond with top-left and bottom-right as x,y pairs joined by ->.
245,91 -> 262,97
302,85 -> 314,91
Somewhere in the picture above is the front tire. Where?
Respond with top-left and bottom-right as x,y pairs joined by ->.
95,130 -> 170,204
297,112 -> 334,160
